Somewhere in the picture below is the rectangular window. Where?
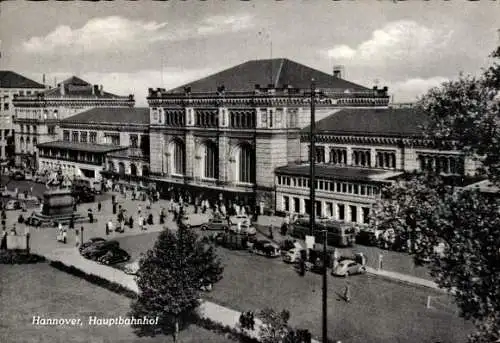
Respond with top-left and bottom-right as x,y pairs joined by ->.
326,202 -> 333,217
47,126 -> 56,135
269,110 -> 273,128
314,180 -> 318,189
348,184 -> 353,193
90,132 -> 97,143
338,204 -> 345,221
72,131 -> 79,142
298,179 -> 302,187
362,207 -> 370,224
360,185 -> 366,196
350,205 -> 357,223
304,199 -> 311,215
319,181 -> 323,190
63,130 -> 70,142
80,132 -> 87,143
342,183 -> 347,193
292,178 -> 297,187
3,103 -> 8,111
293,197 -> 300,213
315,201 -> 322,217
353,184 -> 359,195
336,182 -> 341,192
130,134 -> 138,148
283,196 -> 290,212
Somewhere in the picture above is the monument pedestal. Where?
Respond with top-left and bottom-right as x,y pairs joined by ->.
29,189 -> 90,227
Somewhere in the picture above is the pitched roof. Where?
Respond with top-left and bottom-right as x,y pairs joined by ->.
42,75 -> 123,98
0,71 -> 45,89
170,58 -> 368,93
62,107 -> 149,125
302,108 -> 429,137
275,164 -> 389,182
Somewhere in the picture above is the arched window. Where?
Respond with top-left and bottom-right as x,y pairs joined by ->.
20,137 -> 25,152
32,137 -> 37,146
238,144 -> 255,183
172,140 -> 185,175
142,165 -> 149,177
203,141 -> 218,179
130,163 -> 137,176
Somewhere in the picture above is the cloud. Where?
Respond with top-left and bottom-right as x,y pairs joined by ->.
389,76 -> 449,102
325,20 -> 453,68
22,14 -> 254,54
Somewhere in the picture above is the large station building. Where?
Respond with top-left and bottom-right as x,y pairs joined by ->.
13,76 -> 134,168
145,58 -> 390,213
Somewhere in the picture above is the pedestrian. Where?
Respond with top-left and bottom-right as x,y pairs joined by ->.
343,284 -> 351,303
1,228 -> 7,249
138,215 -> 143,231
249,311 -> 255,330
69,215 -> 74,230
128,216 -> 134,229
159,208 -> 165,224
105,222 -> 109,236
62,227 -> 67,244
107,220 -> 113,234
378,253 -> 383,270
75,229 -> 80,247
268,225 -> 274,240
97,201 -> 102,212
88,209 -> 94,223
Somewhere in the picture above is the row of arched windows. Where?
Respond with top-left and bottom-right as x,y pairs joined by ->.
168,140 -> 255,183
108,161 -> 149,177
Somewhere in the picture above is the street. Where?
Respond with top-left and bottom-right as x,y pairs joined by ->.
114,231 -> 473,343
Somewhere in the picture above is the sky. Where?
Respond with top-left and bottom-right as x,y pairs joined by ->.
0,1 -> 499,106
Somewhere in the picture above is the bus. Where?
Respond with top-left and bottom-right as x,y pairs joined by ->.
290,218 -> 356,247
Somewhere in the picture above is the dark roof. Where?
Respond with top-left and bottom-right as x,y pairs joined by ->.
43,75 -> 123,98
275,164 -> 389,182
0,71 -> 45,89
302,108 -> 429,137
170,58 -> 368,93
62,107 -> 149,125
107,148 -> 149,160
37,141 -> 128,153
388,172 -> 485,187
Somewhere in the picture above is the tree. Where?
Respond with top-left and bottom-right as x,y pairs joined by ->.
258,308 -> 291,343
372,46 -> 500,342
130,227 -> 223,342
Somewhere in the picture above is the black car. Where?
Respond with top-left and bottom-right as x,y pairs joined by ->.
98,248 -> 131,265
12,171 -> 25,181
79,237 -> 107,253
81,240 -> 120,260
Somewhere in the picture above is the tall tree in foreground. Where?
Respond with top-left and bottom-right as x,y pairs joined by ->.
130,228 -> 223,342
372,47 -> 500,342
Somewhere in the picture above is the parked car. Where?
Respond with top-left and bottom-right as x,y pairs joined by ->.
25,215 -> 42,227
228,223 -> 257,236
81,240 -> 120,260
331,259 -> 367,277
79,237 -> 107,253
180,214 -> 207,229
229,215 -> 251,225
12,171 -> 25,181
123,261 -> 140,275
283,247 -> 305,264
5,200 -> 21,210
98,248 -> 131,265
250,240 -> 281,258
200,217 -> 229,231
212,231 -> 253,250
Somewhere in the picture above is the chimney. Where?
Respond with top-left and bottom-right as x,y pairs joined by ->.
60,82 -> 65,96
42,74 -> 46,85
99,85 -> 103,96
92,85 -> 96,95
333,65 -> 344,78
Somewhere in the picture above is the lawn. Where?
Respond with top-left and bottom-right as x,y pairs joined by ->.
114,231 -> 474,343
0,263 -> 235,343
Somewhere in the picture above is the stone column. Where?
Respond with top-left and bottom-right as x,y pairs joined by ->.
185,132 -> 195,177
218,135 -> 228,183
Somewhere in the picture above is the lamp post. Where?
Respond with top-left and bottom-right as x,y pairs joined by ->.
309,80 -> 328,343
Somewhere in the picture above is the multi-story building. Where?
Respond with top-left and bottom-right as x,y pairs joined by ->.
275,107 -> 483,225
13,76 -> 134,168
36,107 -> 149,182
144,58 -> 389,212
0,71 -> 46,161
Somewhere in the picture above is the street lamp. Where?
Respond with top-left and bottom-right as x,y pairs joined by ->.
309,80 -> 328,343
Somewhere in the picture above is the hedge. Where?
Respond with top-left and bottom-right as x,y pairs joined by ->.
0,250 -> 45,264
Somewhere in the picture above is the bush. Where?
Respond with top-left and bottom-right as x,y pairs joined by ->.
0,250 -> 45,264
49,261 -> 137,299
